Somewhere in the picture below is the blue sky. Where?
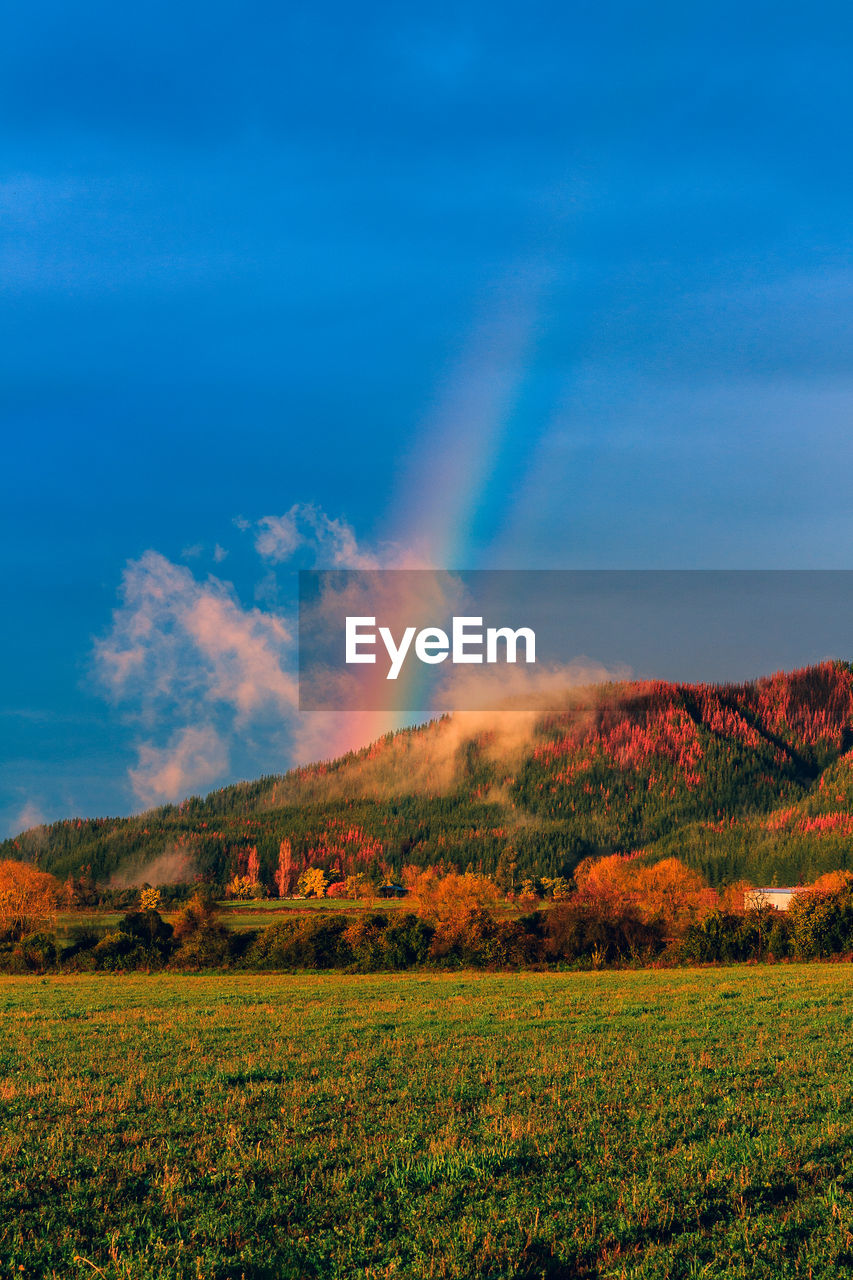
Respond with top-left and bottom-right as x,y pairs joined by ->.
2,1 -> 852,834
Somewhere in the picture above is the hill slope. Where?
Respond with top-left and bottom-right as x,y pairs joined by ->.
7,661 -> 853,889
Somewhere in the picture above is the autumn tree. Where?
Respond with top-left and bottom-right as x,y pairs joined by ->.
406,866 -> 499,923
344,871 -> 373,899
139,886 -> 161,912
226,874 -> 255,900
809,869 -> 853,894
0,860 -> 61,941
274,839 -> 297,897
299,867 -> 329,898
573,854 -> 716,934
172,890 -> 230,968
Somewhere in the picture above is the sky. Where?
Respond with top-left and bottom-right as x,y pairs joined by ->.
2,0 -> 853,835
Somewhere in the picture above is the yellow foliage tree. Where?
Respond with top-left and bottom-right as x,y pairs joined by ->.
226,874 -> 255,900
139,886 -> 161,912
345,872 -> 373,899
299,867 -> 329,898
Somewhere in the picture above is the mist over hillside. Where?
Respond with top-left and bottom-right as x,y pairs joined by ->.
7,661 -> 853,890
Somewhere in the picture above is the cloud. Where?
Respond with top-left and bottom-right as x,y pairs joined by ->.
13,800 -> 47,834
268,660 -> 629,809
252,502 -> 428,569
254,503 -> 381,568
129,725 -> 229,808
432,657 -> 630,713
254,513 -> 303,563
94,508 -> 429,811
95,550 -> 299,806
95,550 -> 297,723
109,842 -> 198,888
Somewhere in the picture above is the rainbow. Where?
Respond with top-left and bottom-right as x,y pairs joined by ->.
309,271 -> 544,763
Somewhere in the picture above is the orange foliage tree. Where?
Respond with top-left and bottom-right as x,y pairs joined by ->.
809,869 -> 853,894
574,854 -> 716,933
0,860 -> 61,941
274,839 -> 297,897
403,865 -> 499,922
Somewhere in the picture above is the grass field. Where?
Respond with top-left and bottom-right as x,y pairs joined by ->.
2,967 -> 853,1279
53,897 -> 414,938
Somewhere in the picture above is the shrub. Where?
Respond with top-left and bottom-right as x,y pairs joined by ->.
62,924 -> 101,957
172,920 -> 231,969
429,905 -> 501,966
382,913 -> 434,968
0,931 -> 58,973
93,930 -> 140,969
492,913 -> 547,967
227,928 -> 259,962
680,909 -> 759,963
118,909 -> 174,958
343,912 -> 390,970
245,916 -> 352,969
545,896 -> 665,965
786,887 -> 853,958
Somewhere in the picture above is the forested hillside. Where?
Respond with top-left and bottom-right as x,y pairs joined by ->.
7,662 -> 853,891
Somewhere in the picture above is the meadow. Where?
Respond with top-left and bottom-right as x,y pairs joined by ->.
53,897 -> 406,938
2,966 -> 853,1279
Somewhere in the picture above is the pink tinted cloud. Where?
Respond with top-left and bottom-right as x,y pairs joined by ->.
95,550 -> 297,721
129,724 -> 229,808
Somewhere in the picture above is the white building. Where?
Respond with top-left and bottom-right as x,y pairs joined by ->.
744,887 -> 802,912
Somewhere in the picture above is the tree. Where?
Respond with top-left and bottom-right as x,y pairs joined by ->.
275,838 -> 297,897
172,891 -> 230,969
408,867 -> 499,923
573,854 -> 715,934
494,847 -> 518,895
226,874 -> 255,900
139,886 -> 161,912
0,860 -> 60,941
299,867 -> 329,898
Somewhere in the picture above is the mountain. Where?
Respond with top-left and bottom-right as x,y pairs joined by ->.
7,661 -> 853,890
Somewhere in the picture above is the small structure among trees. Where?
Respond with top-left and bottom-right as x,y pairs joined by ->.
377,883 -> 407,898
743,887 -> 801,912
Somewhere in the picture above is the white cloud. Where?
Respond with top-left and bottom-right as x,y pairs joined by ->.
253,503 -> 387,569
14,800 -> 47,833
129,725 -> 229,808
95,550 -> 297,723
94,507 -> 427,810
254,512 -> 303,563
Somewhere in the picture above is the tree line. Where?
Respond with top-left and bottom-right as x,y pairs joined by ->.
5,855 -> 853,975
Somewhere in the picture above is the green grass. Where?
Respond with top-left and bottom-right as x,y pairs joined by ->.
215,896 -> 412,928
55,896 -> 529,939
3,967 -> 853,1278
54,897 -> 414,938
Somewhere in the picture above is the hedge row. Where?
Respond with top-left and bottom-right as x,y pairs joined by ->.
5,885 -> 853,975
